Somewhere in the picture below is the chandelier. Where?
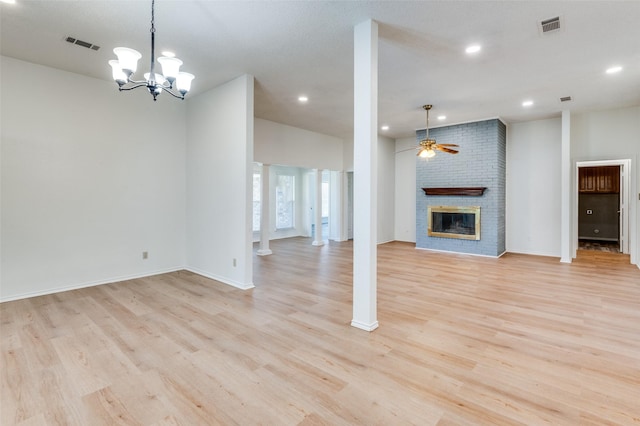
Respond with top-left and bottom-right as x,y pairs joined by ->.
108,0 -> 194,101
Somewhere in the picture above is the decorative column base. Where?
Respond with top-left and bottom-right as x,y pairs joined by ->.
256,249 -> 272,256
312,240 -> 325,247
350,319 -> 379,332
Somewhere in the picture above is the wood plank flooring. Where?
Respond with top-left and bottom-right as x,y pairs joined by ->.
1,239 -> 639,425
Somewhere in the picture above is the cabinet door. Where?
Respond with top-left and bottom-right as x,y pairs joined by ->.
596,166 -> 619,193
579,166 -> 620,193
579,167 -> 597,192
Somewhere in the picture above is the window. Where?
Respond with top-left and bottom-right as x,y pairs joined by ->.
276,174 -> 295,229
252,172 -> 261,231
321,181 -> 329,217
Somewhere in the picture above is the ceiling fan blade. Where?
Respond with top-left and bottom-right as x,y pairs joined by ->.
436,144 -> 459,147
436,146 -> 459,154
394,146 -> 421,153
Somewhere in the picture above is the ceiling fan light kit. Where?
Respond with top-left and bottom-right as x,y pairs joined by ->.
417,104 -> 459,158
109,0 -> 194,101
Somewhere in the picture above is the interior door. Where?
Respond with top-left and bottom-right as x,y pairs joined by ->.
347,171 -> 354,240
619,163 -> 628,253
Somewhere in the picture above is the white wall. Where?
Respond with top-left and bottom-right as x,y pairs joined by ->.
571,106 -> 640,266
186,75 -> 254,289
504,106 -> 639,265
343,138 -> 354,172
394,137 -> 417,242
255,118 -> 344,170
377,135 -> 396,243
254,120 -> 395,244
1,56 -> 186,301
506,118 -> 562,256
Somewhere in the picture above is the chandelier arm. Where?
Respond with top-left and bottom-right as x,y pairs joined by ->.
162,87 -> 186,100
118,83 -> 150,91
126,78 -> 148,85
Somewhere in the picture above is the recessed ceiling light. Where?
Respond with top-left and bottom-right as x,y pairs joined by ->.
161,51 -> 175,58
381,125 -> 389,131
298,95 -> 308,103
465,44 -> 481,54
0,0 -> 17,4
606,66 -> 623,74
522,100 -> 534,107
437,115 -> 446,120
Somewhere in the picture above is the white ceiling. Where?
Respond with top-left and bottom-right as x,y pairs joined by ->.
2,0 -> 639,139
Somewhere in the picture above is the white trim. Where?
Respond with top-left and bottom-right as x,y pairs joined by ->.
575,159 -> 633,263
185,267 -> 255,290
415,246 -> 506,258
415,116 -> 509,132
0,267 -> 184,303
377,238 -> 395,245
505,249 -> 559,258
351,319 -> 379,332
560,110 -> 572,263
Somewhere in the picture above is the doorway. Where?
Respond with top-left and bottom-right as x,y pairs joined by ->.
308,170 -> 331,238
576,160 -> 630,255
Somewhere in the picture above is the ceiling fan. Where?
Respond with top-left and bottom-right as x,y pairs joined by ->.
416,105 -> 459,158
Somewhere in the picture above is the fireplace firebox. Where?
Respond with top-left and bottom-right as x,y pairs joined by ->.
428,206 -> 481,240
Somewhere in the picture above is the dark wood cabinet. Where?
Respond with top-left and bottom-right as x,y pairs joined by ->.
579,166 -> 619,194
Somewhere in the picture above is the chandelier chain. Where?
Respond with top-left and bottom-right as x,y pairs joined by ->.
149,0 -> 156,81
150,0 -> 156,33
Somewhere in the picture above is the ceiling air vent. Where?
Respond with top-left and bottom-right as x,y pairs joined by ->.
65,36 -> 100,51
560,96 -> 572,102
540,16 -> 561,33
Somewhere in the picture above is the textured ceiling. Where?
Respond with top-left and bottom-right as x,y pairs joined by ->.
1,0 -> 639,139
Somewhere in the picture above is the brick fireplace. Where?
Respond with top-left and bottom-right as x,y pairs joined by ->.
415,119 -> 506,257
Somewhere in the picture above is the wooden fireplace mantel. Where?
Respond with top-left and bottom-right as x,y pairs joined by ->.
422,187 -> 487,196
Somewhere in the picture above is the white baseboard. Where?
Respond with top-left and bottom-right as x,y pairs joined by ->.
377,238 -> 395,245
506,248 -> 563,258
0,266 -> 184,303
415,246 -> 504,258
184,267 -> 254,290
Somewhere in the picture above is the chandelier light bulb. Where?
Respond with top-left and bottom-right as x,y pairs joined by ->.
108,60 -> 127,85
113,47 -> 142,75
176,72 -> 195,95
158,56 -> 183,83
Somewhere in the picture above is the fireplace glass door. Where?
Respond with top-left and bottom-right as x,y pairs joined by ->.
428,206 -> 480,240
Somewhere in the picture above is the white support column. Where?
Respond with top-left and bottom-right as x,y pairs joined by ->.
257,163 -> 272,256
312,169 -> 324,246
560,110 -> 572,263
351,20 -> 378,332
333,171 -> 347,242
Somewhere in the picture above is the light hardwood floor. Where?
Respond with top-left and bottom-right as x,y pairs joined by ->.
1,239 -> 639,425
